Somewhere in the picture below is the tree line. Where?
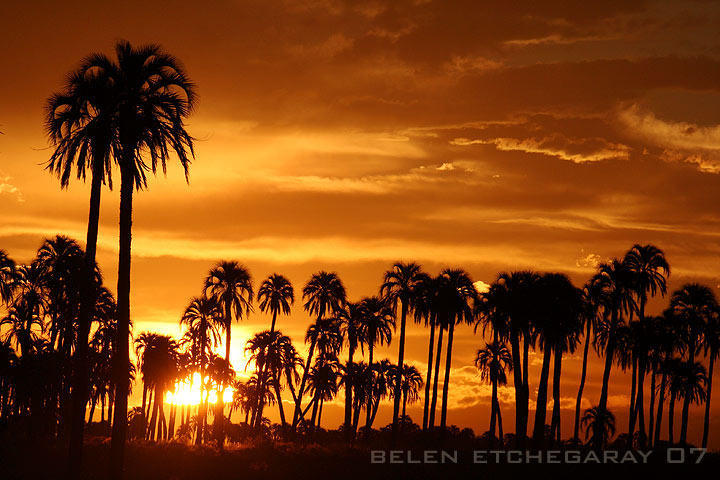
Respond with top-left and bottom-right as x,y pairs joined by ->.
1,39 -> 713,479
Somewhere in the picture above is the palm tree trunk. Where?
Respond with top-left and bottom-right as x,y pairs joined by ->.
168,402 -> 176,438
490,378 -> 497,446
224,296 -> 232,362
141,383 -> 148,426
274,381 -> 286,426
668,390 -> 676,444
402,388 -> 408,421
648,369 -> 657,446
429,325 -> 444,428
654,369 -> 667,446
509,330 -> 524,447
88,397 -> 96,424
573,320 -> 591,442
440,319 -> 456,430
196,325 -> 207,446
702,354 -> 715,448
680,387 -> 691,445
365,344 -> 375,429
345,322 -> 355,436
551,348 -> 563,445
497,397 -> 504,446
629,355 -> 638,436
392,300 -> 409,435
522,329 -> 530,443
636,298 -> 647,440
111,166 -> 133,479
68,164 -> 104,473
532,345 -> 552,445
293,333 -> 318,428
422,318 -> 435,431
317,398 -> 324,429
596,311 -> 618,449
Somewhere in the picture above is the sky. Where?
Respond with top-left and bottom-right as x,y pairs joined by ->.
2,0 -> 720,446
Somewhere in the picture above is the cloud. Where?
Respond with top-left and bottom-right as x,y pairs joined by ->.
0,173 -> 23,202
619,104 -> 720,151
452,134 -> 631,163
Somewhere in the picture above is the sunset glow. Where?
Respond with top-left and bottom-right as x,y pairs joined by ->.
164,373 -> 234,406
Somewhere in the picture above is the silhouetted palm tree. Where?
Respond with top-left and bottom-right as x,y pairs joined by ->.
205,261 -> 254,363
475,341 -> 511,446
591,259 -> 635,448
46,63 -> 117,468
669,283 -> 716,444
338,301 -> 363,436
573,281 -> 603,443
532,273 -> 582,446
78,41 -> 197,476
257,274 -> 294,333
437,268 -> 477,430
180,296 -> 222,445
390,363 -> 423,421
702,310 -> 719,448
675,360 -> 707,445
653,310 -> 679,446
582,406 -> 616,448
413,274 -> 439,431
306,354 -> 341,429
623,244 -> 669,440
0,250 -> 16,306
380,262 -> 424,433
357,296 -> 394,427
293,271 -> 346,428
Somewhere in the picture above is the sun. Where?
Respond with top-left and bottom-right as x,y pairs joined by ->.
165,372 -> 234,405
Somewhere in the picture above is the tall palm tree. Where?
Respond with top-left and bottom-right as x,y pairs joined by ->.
365,358 -> 393,429
590,259 -> 635,448
357,296 -> 394,427
413,274 -> 439,431
532,273 -> 582,445
380,262 -> 425,433
669,283 -> 717,445
475,341 -> 511,446
338,302 -> 363,436
623,244 -> 669,440
702,311 -> 720,448
205,261 -> 254,363
292,271 -> 346,428
135,333 -> 178,441
256,274 -> 294,428
180,296 -> 223,445
305,354 -> 341,429
437,268 -> 477,430
46,62 -> 117,469
573,281 -> 603,443
78,41 -> 198,477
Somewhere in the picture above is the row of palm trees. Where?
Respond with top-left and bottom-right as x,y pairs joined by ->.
473,246 -> 718,450
0,237 -> 125,441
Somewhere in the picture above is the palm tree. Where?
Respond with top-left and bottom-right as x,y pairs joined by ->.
0,250 -> 16,307
135,333 -> 178,441
582,406 -> 616,448
413,274 -> 439,431
436,268 -> 477,431
380,262 -> 425,433
573,281 -> 603,443
180,296 -> 223,445
365,359 -> 393,429
46,63 -> 117,468
292,271 -> 346,428
205,261 -> 254,363
532,273 -> 582,445
256,274 -> 294,429
675,360 -> 707,445
83,41 -> 196,476
390,363 -> 423,421
702,311 -> 720,448
623,244 -> 669,439
653,311 -> 679,446
257,274 -> 294,333
591,259 -> 635,448
475,341 -> 511,446
669,283 -> 717,445
305,354 -> 341,429
357,296 -> 395,427
338,302 -> 363,436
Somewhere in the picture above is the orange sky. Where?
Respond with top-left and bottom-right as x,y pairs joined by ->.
2,0 -> 720,447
